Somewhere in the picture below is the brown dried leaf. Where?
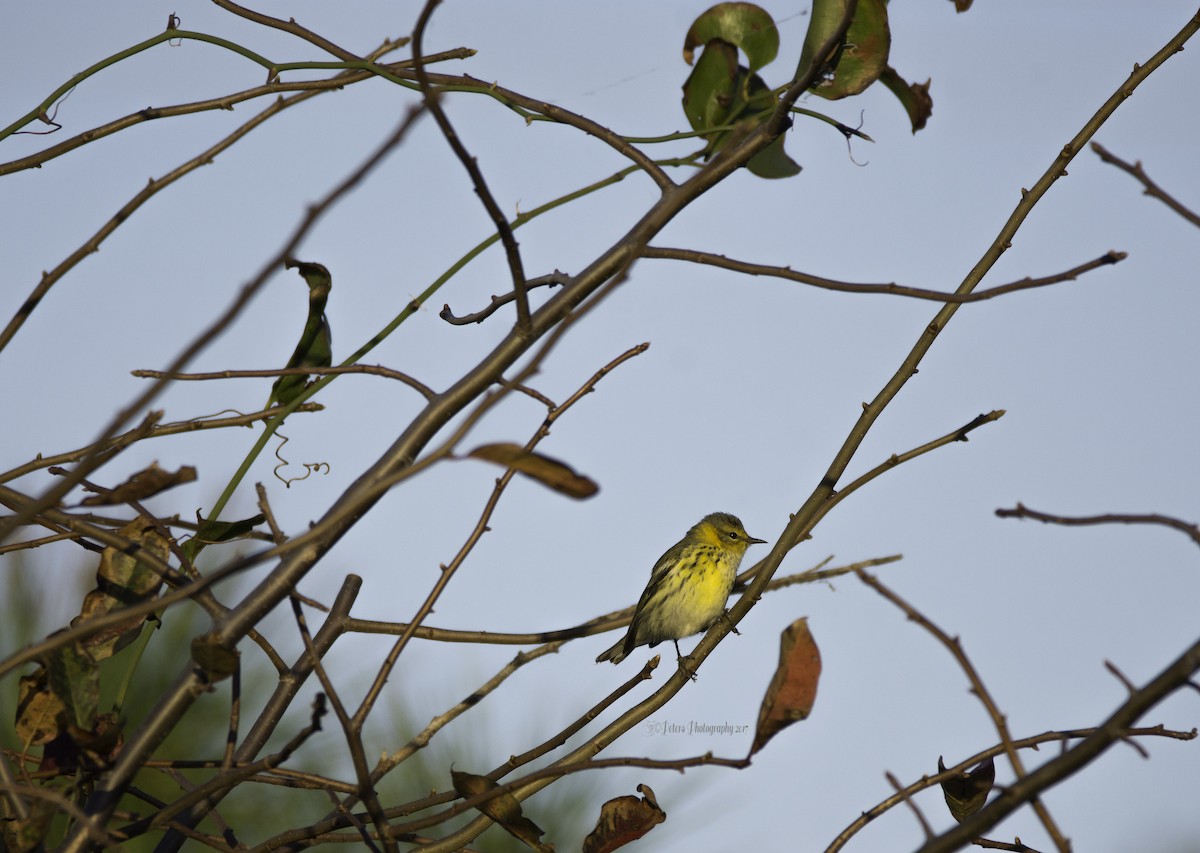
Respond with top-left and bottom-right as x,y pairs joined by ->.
468,443 -> 598,499
879,66 -> 933,133
450,769 -> 553,851
80,462 -> 197,505
15,670 -> 67,746
583,783 -> 666,853
1,794 -> 56,852
751,617 -> 822,754
73,518 -> 171,661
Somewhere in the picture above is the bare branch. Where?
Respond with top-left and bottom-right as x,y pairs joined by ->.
641,247 -> 1126,302
912,635 -> 1200,853
1092,142 -> 1200,228
0,404 -> 322,486
411,1 -> 531,333
440,272 -> 570,325
132,364 -> 435,400
854,569 -> 1069,850
996,503 -> 1200,548
825,725 -> 1195,852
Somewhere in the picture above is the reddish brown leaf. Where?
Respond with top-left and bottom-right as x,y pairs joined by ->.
468,443 -> 598,499
583,784 -> 666,853
751,617 -> 822,754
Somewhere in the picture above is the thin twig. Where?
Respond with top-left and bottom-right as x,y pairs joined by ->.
996,504 -> 1200,548
641,247 -> 1126,303
132,364 -> 435,399
289,598 -> 395,853
854,569 -> 1067,850
824,725 -> 1195,852
1092,142 -> 1200,228
0,48 -> 475,176
912,634 -> 1200,853
0,404 -> 321,486
440,272 -> 570,325
887,770 -> 934,839
411,0 -> 531,333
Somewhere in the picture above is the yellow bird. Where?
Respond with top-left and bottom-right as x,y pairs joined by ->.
596,512 -> 765,665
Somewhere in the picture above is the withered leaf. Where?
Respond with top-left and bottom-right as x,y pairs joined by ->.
15,670 -> 67,746
468,443 -> 598,499
74,518 -> 171,661
751,617 -> 822,754
582,783 -> 666,853
80,462 -> 197,505
450,769 -> 552,852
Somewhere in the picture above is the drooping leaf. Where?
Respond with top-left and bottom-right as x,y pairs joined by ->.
938,755 -> 995,822
270,259 -> 333,407
684,3 -> 779,72
797,0 -> 891,99
879,66 -> 933,133
682,39 -> 740,134
190,634 -> 241,682
45,639 -> 99,731
182,512 -> 266,563
746,131 -> 802,178
451,769 -> 552,852
468,443 -> 599,499
15,670 -> 67,746
74,518 -> 171,661
80,462 -> 197,506
582,784 -> 666,853
1,791 -> 56,852
751,617 -> 822,754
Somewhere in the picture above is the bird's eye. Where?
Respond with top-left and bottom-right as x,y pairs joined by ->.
727,531 -> 739,540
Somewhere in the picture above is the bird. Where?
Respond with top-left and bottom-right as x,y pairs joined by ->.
596,512 -> 766,666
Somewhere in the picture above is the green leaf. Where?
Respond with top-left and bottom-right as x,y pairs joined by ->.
46,641 -> 99,731
271,259 -> 333,407
191,634 -> 241,682
682,39 -> 739,133
879,66 -> 933,133
684,3 -> 779,72
797,0 -> 891,99
746,134 -> 802,178
182,513 -> 266,563
468,443 -> 599,499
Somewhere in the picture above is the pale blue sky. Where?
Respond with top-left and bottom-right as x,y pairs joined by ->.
2,2 -> 1199,850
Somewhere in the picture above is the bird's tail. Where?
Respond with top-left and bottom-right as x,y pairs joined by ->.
595,638 -> 627,664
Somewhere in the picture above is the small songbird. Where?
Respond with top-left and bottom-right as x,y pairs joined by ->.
596,512 -> 766,665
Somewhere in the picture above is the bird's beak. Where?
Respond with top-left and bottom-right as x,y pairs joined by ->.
748,535 -> 767,545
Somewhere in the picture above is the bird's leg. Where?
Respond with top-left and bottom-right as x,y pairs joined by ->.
674,640 -> 699,681
718,609 -> 741,636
